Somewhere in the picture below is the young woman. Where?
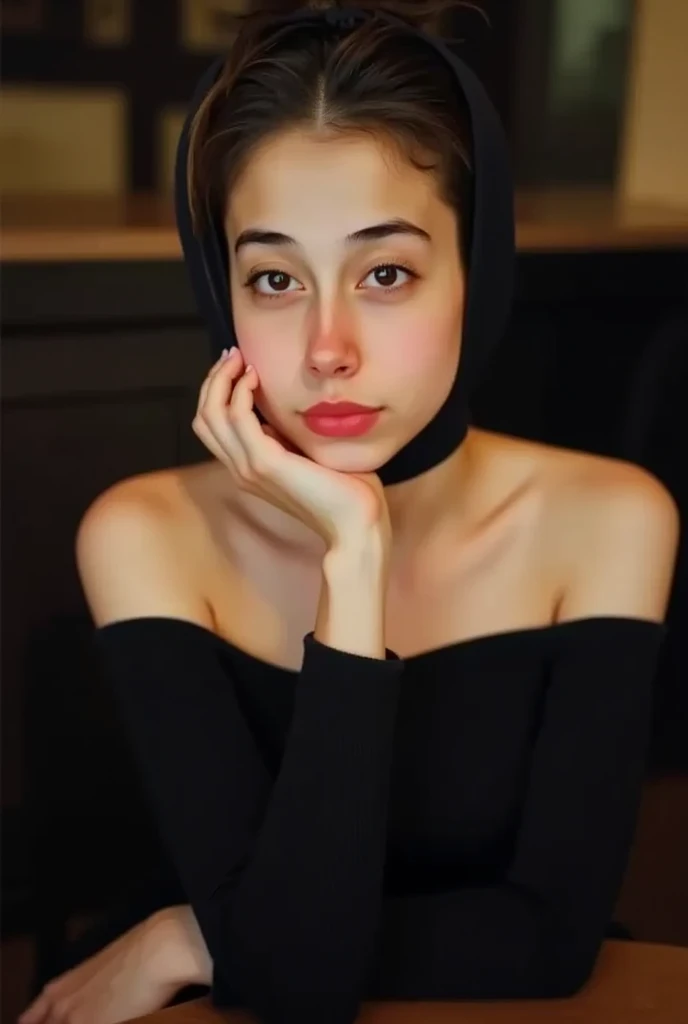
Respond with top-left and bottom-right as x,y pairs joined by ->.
22,2 -> 680,1022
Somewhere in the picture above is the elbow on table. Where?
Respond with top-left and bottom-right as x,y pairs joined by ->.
539,935 -> 602,999
212,932 -> 365,1024
484,915 -> 603,1000
212,969 -> 363,1024
209,941 -> 598,1014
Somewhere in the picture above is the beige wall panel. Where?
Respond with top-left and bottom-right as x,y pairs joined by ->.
0,87 -> 127,195
619,0 -> 688,207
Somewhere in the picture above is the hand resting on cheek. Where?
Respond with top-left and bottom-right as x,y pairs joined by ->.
192,347 -> 391,552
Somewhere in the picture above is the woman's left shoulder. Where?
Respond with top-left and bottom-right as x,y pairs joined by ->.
531,440 -> 681,622
541,441 -> 678,535
534,440 -> 676,515
478,429 -> 678,531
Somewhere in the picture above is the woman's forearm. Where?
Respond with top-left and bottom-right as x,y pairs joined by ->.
147,905 -> 213,990
140,536 -> 391,1015
219,531 -> 400,1019
316,534 -> 389,660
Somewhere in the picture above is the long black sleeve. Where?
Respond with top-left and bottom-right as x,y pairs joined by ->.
95,616 -> 664,1020
366,617 -> 664,999
94,619 -> 403,1024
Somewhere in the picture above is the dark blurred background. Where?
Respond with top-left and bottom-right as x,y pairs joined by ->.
1,1 -> 687,1019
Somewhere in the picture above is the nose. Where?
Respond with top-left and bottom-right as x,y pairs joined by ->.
305,320 -> 361,380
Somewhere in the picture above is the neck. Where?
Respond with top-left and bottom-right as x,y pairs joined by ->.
383,429 -> 479,554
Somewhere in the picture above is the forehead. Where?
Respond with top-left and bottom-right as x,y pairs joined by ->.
226,128 -> 443,239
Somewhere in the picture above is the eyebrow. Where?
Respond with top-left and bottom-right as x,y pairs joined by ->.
234,218 -> 431,254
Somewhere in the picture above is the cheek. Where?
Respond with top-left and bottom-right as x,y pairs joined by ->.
233,325 -> 295,420
230,285 -> 293,384
379,311 -> 461,391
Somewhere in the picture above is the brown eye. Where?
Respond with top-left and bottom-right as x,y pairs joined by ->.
245,269 -> 301,297
373,266 -> 399,287
266,272 -> 291,291
361,263 -> 418,292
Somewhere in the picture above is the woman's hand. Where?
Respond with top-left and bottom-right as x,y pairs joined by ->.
18,909 -> 205,1024
192,347 -> 391,552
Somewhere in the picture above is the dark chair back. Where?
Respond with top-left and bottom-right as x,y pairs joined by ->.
618,314 -> 688,773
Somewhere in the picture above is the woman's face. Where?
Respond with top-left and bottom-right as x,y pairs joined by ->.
225,128 -> 465,474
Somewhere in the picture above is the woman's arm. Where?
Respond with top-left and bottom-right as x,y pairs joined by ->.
146,552 -> 669,1007
368,617 -> 663,999
19,906 -> 211,1024
365,469 -> 680,1000
77,481 -> 402,1024
149,905 -> 214,989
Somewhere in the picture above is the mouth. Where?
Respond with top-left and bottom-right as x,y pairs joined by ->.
300,402 -> 383,438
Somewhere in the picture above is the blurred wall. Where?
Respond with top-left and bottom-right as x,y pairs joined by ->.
0,87 -> 127,196
620,0 -> 688,206
0,0 -> 516,197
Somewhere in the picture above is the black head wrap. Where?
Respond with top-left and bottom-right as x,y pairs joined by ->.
175,5 -> 514,485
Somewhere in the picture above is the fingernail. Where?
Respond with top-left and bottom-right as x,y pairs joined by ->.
229,346 -> 238,357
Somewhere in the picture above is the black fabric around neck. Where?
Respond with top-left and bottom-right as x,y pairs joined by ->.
174,8 -> 515,486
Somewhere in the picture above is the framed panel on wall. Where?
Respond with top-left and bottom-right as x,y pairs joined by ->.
179,0 -> 247,53
511,0 -> 637,187
0,86 -> 127,196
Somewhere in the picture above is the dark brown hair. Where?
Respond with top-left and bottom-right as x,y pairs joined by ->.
187,0 -> 479,262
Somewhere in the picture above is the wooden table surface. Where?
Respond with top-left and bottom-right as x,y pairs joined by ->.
2,190 -> 688,262
130,940 -> 688,1023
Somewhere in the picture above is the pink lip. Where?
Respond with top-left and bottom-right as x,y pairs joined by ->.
301,403 -> 382,438
303,401 -> 379,417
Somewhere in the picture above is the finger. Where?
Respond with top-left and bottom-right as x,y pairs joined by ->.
192,395 -> 243,468
228,366 -> 271,455
192,414 -> 241,477
227,370 -> 268,446
196,348 -> 248,472
202,358 -> 255,476
197,347 -> 240,413
197,347 -> 233,412
45,997 -> 72,1024
204,348 -> 244,411
231,371 -> 308,475
197,360 -> 222,414
202,347 -> 245,423
18,992 -> 50,1024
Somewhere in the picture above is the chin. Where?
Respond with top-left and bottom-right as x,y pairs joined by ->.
299,438 -> 395,475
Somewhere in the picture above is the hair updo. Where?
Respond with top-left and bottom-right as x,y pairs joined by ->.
187,0 -> 477,263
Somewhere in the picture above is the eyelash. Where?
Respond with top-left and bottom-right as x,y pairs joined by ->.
242,262 -> 419,300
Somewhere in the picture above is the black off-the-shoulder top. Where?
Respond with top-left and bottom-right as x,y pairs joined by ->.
92,615 -> 665,1023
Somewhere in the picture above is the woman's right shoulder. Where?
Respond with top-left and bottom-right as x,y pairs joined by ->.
75,465 -> 215,628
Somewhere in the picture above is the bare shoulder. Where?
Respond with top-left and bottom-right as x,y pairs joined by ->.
476,429 -> 679,622
76,462 -> 217,628
534,439 -> 680,622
